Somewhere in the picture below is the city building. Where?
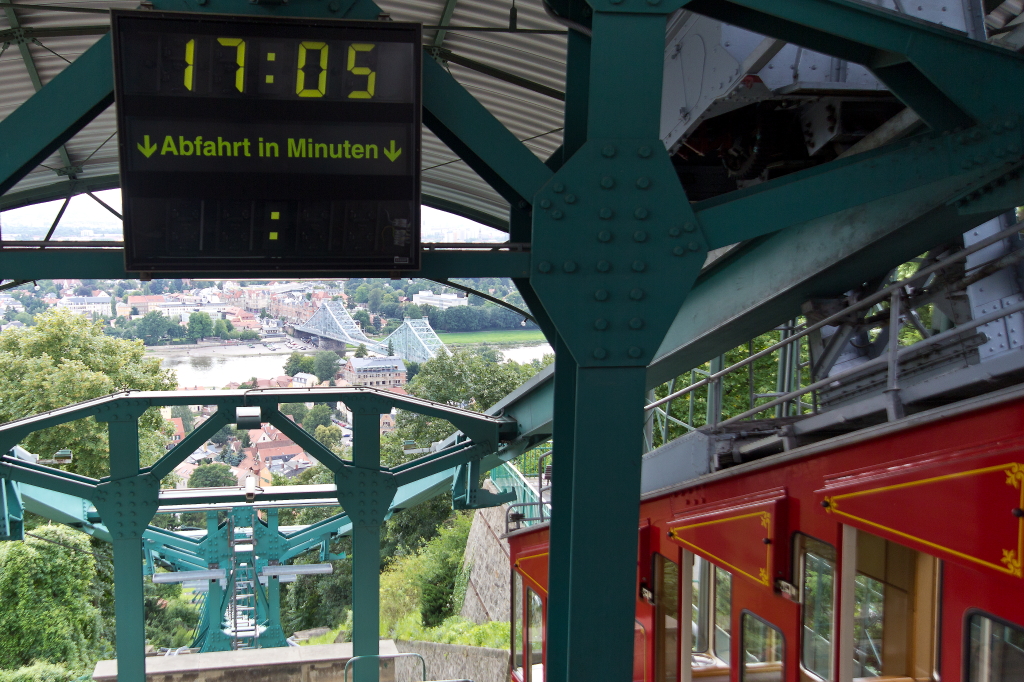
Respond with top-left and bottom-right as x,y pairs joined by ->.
56,294 -> 112,316
341,357 -> 407,389
411,289 -> 468,310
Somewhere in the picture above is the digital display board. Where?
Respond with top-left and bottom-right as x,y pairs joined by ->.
111,10 -> 421,272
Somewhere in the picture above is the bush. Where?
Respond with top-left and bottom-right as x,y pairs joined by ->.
0,662 -> 85,682
393,615 -> 509,649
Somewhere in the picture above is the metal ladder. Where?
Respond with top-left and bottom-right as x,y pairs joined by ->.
225,516 -> 261,649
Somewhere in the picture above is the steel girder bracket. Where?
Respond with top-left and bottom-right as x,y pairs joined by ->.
451,459 -> 516,510
0,478 -> 23,542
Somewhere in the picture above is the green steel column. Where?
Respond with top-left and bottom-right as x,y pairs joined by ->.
95,413 -> 158,682
351,407 -> 382,682
563,366 -> 646,681
542,335 -> 577,682
707,355 -> 723,427
529,7 -> 705,682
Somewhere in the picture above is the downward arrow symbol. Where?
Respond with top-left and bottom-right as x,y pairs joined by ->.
137,135 -> 157,158
383,140 -> 402,162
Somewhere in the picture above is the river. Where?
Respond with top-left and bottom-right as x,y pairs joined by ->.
154,343 -> 554,388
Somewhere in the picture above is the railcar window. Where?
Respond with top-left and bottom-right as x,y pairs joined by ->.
692,555 -> 711,653
513,571 -> 525,680
967,612 -> 1024,682
655,554 -> 680,682
741,613 -> 784,682
853,573 -> 885,677
528,588 -> 545,682
798,534 -> 836,681
714,566 -> 732,664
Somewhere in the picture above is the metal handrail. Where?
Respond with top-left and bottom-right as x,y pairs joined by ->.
718,293 -> 1024,426
344,652 -> 426,682
645,219 -> 1024,413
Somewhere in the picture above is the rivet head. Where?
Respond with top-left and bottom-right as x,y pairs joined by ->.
602,145 -> 617,157
600,176 -> 615,189
597,230 -> 613,242
668,226 -> 681,237
539,199 -> 552,209
551,209 -> 564,220
563,261 -> 578,273
636,177 -> 651,189
565,194 -> 577,204
594,289 -> 609,301
637,146 -> 652,158
629,318 -> 644,330
628,346 -> 643,358
688,242 -> 701,251
552,182 -> 565,193
633,230 -> 648,242
593,348 -> 608,359
538,261 -> 553,273
632,260 -> 646,272
594,318 -> 609,331
629,288 -> 644,300
673,246 -> 686,256
683,222 -> 695,232
634,207 -> 649,220
597,260 -> 611,272
599,208 -> 614,220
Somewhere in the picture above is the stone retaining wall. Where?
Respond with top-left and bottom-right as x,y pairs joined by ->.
393,641 -> 509,682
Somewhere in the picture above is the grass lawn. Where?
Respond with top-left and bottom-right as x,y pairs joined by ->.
435,329 -> 548,345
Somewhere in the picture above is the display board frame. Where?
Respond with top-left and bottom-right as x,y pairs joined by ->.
111,9 -> 422,273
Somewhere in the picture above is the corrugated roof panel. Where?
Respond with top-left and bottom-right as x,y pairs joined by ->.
1,0 -> 578,228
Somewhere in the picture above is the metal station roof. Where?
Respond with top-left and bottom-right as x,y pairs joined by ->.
0,0 -> 568,228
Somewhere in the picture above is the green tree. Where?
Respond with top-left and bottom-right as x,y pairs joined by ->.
187,311 -> 214,341
417,513 -> 473,627
281,402 -> 309,424
0,525 -> 108,670
368,288 -> 383,312
208,423 -> 236,445
188,463 -> 238,488
284,351 -> 304,376
387,339 -> 395,357
214,318 -> 229,338
354,344 -> 368,358
0,309 -> 174,478
303,404 -> 333,432
239,430 -> 252,448
170,405 -> 195,433
135,310 -> 171,345
313,350 -> 341,382
314,424 -> 344,453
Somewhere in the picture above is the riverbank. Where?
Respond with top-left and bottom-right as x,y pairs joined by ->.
435,330 -> 547,346
144,341 -> 294,359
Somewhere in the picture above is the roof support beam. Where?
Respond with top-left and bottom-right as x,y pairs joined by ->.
431,0 -> 459,47
0,34 -> 113,196
3,3 -> 75,172
0,246 -> 532,280
422,57 -> 553,208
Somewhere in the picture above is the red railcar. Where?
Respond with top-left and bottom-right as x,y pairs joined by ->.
507,388 -> 1024,682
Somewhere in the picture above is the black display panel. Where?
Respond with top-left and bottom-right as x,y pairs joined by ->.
111,10 -> 421,272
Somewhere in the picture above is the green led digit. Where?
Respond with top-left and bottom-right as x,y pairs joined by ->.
217,38 -> 246,92
184,38 -> 194,91
296,42 -> 328,98
347,43 -> 376,99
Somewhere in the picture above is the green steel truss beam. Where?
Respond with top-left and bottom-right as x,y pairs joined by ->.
0,248 -> 531,281
0,387 -> 515,490
422,57 -> 554,208
0,34 -> 112,195
694,127 -> 1024,248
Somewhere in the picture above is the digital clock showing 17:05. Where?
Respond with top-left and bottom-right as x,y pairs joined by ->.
111,11 -> 422,273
